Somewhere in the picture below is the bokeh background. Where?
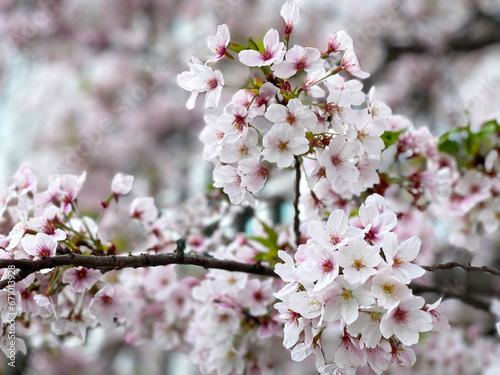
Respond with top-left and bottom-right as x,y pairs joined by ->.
1,0 -> 500,374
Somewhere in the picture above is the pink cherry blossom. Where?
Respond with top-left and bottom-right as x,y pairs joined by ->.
280,1 -> 300,35
238,160 -> 269,193
21,233 -> 58,259
14,164 -> 37,194
274,301 -> 304,349
130,197 -> 158,223
319,136 -> 360,182
424,298 -> 450,332
337,237 -> 382,284
239,279 -> 275,316
271,45 -> 323,79
326,75 -> 365,107
347,109 -> 386,154
322,275 -> 375,324
27,206 -> 66,241
217,103 -> 251,142
213,165 -> 254,205
200,114 -> 225,159
111,173 -> 134,196
262,123 -> 309,168
380,296 -> 432,346
308,209 -> 362,250
62,267 -> 102,293
207,24 -> 230,61
340,46 -> 369,79
239,29 -> 285,67
177,59 -> 224,109
347,307 -> 385,348
326,30 -> 353,54
382,232 -> 425,284
61,171 -> 86,212
357,199 -> 397,246
265,98 -> 318,133
295,240 -> 339,291
89,285 -> 129,328
334,334 -> 366,370
218,127 -> 259,163
371,268 -> 412,309
253,82 -> 280,115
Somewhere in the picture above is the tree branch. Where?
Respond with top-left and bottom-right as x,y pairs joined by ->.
422,262 -> 500,277
0,243 -> 278,290
293,156 -> 301,248
410,283 -> 490,312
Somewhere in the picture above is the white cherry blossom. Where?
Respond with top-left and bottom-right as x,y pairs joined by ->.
239,29 -> 285,67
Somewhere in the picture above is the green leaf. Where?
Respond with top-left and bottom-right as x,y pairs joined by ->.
250,221 -> 280,264
438,139 -> 460,155
476,120 -> 499,138
248,38 -> 260,51
259,220 -> 278,244
227,42 -> 246,54
381,130 -> 403,149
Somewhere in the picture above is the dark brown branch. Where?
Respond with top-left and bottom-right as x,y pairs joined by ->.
422,262 -> 500,277
0,245 -> 277,290
293,156 -> 301,248
411,283 -> 490,312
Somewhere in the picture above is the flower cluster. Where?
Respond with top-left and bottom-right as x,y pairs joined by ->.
273,194 -> 449,374
178,1 -> 387,208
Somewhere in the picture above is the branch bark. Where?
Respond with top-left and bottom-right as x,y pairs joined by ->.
293,156 -> 301,248
422,262 -> 500,277
411,283 -> 490,312
0,242 -> 277,290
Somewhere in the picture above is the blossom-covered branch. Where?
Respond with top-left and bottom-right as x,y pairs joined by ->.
0,243 -> 277,290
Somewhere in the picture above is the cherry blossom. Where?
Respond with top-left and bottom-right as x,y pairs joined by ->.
62,267 -> 102,293
61,171 -> 87,212
177,59 -> 224,109
219,127 -> 260,163
319,136 -> 360,183
322,276 -> 375,324
208,24 -> 230,61
265,98 -> 318,133
380,296 -> 433,346
272,45 -> 323,79
239,29 -> 285,67
238,160 -> 269,193
213,165 -> 254,205
111,173 -> 134,197
326,75 -> 365,107
262,123 -> 309,168
280,0 -> 300,35
21,233 -> 58,259
326,30 -> 353,54
308,209 -> 362,250
337,237 -> 382,284
371,268 -> 412,309
14,164 -> 37,194
382,233 -> 425,284
340,46 -> 369,79
295,240 -> 339,291
346,307 -> 385,348
89,285 -> 129,328
130,197 -> 158,224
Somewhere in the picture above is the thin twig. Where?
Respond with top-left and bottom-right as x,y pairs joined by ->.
293,156 -> 301,248
422,262 -> 500,277
410,283 -> 490,312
